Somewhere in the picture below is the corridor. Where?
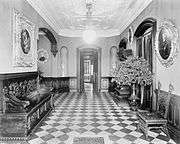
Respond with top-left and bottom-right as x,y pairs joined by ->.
28,92 -> 176,144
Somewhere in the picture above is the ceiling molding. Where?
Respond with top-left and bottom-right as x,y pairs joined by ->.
58,28 -> 120,37
26,0 -> 153,37
118,0 -> 153,35
26,0 -> 60,33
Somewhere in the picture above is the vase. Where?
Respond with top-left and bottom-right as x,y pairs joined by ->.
140,85 -> 144,104
129,83 -> 139,100
129,83 -> 139,111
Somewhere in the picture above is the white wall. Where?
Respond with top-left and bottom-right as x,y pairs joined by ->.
0,0 -> 59,74
56,36 -> 121,77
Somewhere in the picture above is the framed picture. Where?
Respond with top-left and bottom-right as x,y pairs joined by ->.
155,20 -> 179,67
12,9 -> 36,67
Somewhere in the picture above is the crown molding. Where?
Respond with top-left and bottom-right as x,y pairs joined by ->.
118,0 -> 153,35
26,0 -> 152,37
26,0 -> 60,33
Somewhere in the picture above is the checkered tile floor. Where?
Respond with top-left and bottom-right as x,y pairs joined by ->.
26,92 -> 176,144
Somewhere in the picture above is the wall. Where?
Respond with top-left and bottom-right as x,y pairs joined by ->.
0,0 -> 59,74
119,0 -> 180,95
46,36 -> 121,77
118,0 -> 180,142
38,35 -> 53,77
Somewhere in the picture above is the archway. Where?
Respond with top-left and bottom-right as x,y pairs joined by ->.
60,46 -> 68,76
39,28 -> 58,57
134,18 -> 157,110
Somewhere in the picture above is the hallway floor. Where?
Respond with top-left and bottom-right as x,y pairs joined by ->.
27,92 -> 176,144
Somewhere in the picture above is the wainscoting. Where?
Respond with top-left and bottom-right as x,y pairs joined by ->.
168,93 -> 180,143
156,90 -> 180,143
100,77 -> 116,92
40,76 -> 78,92
40,76 -> 70,92
69,77 -> 77,92
101,77 -> 109,92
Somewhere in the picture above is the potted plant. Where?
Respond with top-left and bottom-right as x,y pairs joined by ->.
111,57 -> 153,110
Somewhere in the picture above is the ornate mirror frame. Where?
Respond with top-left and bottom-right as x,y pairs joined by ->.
155,20 -> 179,68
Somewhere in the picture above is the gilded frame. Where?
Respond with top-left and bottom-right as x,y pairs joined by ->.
12,9 -> 36,67
155,20 -> 179,68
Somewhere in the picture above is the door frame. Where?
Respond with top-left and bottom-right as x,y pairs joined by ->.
77,46 -> 101,92
134,18 -> 157,110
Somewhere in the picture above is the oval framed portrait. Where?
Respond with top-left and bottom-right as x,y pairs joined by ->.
155,20 -> 179,67
20,29 -> 31,54
37,49 -> 49,63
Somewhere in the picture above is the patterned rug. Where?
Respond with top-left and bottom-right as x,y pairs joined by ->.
72,137 -> 105,144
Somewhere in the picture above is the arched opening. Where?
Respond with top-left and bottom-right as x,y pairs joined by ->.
134,18 -> 157,110
37,28 -> 58,77
110,46 -> 118,70
39,28 -> 58,57
60,46 -> 68,76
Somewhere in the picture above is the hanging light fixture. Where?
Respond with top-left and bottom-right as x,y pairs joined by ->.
82,0 -> 97,44
83,29 -> 97,44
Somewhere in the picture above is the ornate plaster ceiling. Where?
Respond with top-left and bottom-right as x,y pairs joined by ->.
26,0 -> 152,37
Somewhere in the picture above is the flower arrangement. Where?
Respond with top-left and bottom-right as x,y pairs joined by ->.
111,56 -> 153,107
111,57 -> 153,86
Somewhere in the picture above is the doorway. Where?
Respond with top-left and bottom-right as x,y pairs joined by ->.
77,48 -> 101,93
134,18 -> 156,110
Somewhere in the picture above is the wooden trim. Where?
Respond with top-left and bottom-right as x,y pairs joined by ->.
77,47 -> 102,92
157,89 -> 180,143
0,72 -> 37,80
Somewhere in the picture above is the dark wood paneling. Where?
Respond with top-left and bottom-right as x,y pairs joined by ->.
40,76 -> 70,92
157,90 -> 180,143
0,72 -> 37,80
168,93 -> 180,143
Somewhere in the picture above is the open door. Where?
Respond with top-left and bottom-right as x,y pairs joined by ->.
78,48 -> 99,93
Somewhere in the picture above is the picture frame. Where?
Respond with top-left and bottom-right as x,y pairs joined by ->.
155,20 -> 179,68
12,9 -> 36,67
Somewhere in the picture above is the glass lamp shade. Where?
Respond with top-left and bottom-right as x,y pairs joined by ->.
83,29 -> 97,44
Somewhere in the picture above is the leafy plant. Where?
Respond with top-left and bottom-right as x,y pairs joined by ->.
111,57 -> 153,86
